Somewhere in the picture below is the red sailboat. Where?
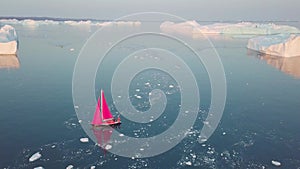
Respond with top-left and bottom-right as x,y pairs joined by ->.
91,90 -> 121,126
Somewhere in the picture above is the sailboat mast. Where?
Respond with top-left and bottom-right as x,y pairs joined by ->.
101,89 -> 103,122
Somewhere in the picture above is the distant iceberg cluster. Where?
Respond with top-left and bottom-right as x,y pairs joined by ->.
0,19 -> 141,27
247,34 -> 300,57
0,24 -> 18,55
161,20 -> 300,57
160,21 -> 300,38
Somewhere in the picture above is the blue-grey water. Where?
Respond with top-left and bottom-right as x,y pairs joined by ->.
0,21 -> 300,169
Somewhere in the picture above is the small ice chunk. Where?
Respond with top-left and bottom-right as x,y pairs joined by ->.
199,138 -> 207,142
66,165 -> 74,169
105,144 -> 112,150
271,160 -> 281,167
34,167 -> 44,169
29,152 -> 42,162
203,121 -> 209,125
185,161 -> 192,166
80,137 -> 89,143
135,95 -> 142,99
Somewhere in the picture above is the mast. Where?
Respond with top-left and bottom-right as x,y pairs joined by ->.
101,89 -> 103,122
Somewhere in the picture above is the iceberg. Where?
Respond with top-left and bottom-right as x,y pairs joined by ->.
22,19 -> 39,28
247,34 -> 300,57
0,25 -> 18,54
160,21 -> 300,38
64,20 -> 92,26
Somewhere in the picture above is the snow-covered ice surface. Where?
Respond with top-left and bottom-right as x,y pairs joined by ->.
247,34 -> 300,57
0,25 -> 18,54
160,21 -> 300,38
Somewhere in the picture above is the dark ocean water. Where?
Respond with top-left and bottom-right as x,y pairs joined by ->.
0,21 -> 300,169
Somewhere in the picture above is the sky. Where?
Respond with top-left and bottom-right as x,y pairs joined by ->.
0,0 -> 299,21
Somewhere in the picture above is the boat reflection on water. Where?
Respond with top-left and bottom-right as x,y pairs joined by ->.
247,49 -> 300,79
92,125 -> 120,155
0,54 -> 20,69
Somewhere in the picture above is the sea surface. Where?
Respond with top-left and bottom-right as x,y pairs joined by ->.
0,20 -> 300,169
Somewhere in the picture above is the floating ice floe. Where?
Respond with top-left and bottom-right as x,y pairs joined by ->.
80,137 -> 89,143
160,21 -> 300,38
105,144 -> 112,150
29,152 -> 42,162
247,34 -> 300,57
271,160 -> 281,167
135,95 -> 142,99
0,25 -> 18,54
185,161 -> 192,166
66,164 -> 74,169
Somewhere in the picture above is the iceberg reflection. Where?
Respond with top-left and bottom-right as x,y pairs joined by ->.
0,54 -> 20,69
248,49 -> 300,79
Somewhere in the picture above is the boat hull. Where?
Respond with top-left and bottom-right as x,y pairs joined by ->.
92,119 -> 121,126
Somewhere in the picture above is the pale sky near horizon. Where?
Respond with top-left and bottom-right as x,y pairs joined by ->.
0,0 -> 299,21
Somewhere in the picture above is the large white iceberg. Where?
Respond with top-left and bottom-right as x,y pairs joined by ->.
247,34 -> 300,57
0,25 -> 18,54
160,21 -> 300,38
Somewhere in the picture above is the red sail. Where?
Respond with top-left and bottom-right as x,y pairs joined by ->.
101,90 -> 114,120
91,97 -> 102,126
